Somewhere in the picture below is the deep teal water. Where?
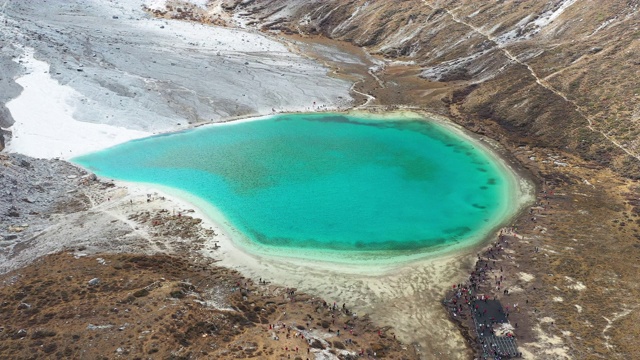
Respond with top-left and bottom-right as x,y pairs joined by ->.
72,113 -> 513,253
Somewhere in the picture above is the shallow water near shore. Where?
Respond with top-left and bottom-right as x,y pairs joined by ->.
73,112 -> 516,262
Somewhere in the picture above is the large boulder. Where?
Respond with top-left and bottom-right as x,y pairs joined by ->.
0,106 -> 13,152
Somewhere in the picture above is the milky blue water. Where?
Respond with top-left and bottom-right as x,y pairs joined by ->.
72,113 -> 514,255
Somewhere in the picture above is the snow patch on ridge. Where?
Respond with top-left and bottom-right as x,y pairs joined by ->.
533,0 -> 579,29
493,0 -> 579,45
144,0 -> 167,11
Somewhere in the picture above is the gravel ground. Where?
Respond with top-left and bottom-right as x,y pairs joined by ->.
0,154 -> 92,272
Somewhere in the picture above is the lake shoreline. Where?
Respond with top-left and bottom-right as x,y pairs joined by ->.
71,110 -> 535,359
72,110 -> 535,273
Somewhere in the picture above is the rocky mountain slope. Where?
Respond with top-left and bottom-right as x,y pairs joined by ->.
184,0 -> 640,178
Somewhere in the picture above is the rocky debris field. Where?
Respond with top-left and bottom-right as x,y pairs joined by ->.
0,154 -> 91,221
0,154 -> 94,271
0,152 -> 215,275
0,0 -> 353,142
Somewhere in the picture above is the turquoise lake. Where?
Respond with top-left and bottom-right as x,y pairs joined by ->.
72,113 -> 515,255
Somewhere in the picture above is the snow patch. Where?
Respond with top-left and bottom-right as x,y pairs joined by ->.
493,0 -> 578,45
590,17 -> 617,36
532,0 -> 579,29
145,0 -> 209,11
518,272 -> 534,282
420,50 -> 491,81
5,47 -> 150,160
467,8 -> 481,18
144,0 -> 167,11
564,276 -> 586,291
540,317 -> 555,324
